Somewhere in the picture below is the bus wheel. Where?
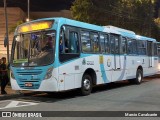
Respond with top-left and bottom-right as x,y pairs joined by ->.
81,74 -> 92,96
135,69 -> 143,84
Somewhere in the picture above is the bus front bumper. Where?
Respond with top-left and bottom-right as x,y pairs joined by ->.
10,77 -> 59,92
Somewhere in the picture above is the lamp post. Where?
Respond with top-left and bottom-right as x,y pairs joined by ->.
3,0 -> 9,63
27,0 -> 30,22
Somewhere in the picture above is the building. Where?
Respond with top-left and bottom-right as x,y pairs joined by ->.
0,7 -> 71,59
30,10 -> 71,19
0,7 -> 26,59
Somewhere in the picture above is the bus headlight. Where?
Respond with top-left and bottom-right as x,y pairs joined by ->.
11,70 -> 15,79
158,64 -> 160,70
44,67 -> 53,79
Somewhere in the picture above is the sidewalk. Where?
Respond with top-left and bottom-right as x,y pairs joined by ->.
0,85 -> 21,100
0,85 -> 42,100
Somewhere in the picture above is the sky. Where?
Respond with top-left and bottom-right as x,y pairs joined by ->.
0,0 -> 160,17
0,0 -> 74,11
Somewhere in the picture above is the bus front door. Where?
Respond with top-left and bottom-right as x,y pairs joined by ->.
58,26 -> 80,90
148,41 -> 153,67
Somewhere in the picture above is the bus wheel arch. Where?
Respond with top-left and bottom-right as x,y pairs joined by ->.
137,66 -> 143,74
83,68 -> 97,86
80,68 -> 97,95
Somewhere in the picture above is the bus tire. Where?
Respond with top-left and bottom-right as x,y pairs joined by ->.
81,74 -> 92,96
135,69 -> 143,84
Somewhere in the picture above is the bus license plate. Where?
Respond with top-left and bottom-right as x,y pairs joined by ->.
25,83 -> 33,87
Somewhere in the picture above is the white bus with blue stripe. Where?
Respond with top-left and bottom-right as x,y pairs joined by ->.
10,18 -> 159,95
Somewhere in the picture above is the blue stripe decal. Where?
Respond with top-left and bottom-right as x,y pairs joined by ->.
100,63 -> 109,83
117,55 -> 127,80
99,55 -> 109,83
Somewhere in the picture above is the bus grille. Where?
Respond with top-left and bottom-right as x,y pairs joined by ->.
15,69 -> 43,89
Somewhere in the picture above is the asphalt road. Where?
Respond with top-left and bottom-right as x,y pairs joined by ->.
0,76 -> 160,120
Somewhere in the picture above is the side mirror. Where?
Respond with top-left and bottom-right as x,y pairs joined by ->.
62,26 -> 65,31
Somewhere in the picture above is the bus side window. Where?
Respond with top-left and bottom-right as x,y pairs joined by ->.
110,34 -> 120,54
110,35 -> 115,54
105,35 -> 110,54
157,43 -> 160,63
115,36 -> 120,54
127,38 -> 132,54
90,32 -> 99,53
100,34 -> 110,54
81,31 -> 91,52
154,43 -> 158,56
138,40 -> 147,55
60,30 -> 79,54
132,39 -> 137,54
68,31 -> 79,53
59,27 -> 80,62
121,37 -> 127,54
100,34 -> 105,53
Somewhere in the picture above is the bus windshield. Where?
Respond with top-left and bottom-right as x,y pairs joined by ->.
12,31 -> 55,67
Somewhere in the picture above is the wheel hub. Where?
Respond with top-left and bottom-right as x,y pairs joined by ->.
83,79 -> 90,90
138,73 -> 142,82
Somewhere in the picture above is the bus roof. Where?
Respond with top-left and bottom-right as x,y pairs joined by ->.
16,17 -> 156,42
105,25 -> 135,35
135,35 -> 156,42
104,25 -> 156,42
16,17 -> 120,35
62,18 -> 120,34
104,25 -> 136,39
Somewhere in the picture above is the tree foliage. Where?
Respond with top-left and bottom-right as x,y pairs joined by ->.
70,0 -> 92,23
155,18 -> 160,28
70,0 -> 160,40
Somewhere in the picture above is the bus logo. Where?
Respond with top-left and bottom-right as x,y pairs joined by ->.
82,58 -> 86,65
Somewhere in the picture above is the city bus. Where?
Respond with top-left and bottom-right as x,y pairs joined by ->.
10,17 -> 159,95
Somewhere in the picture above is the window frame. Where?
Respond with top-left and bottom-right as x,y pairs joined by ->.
110,33 -> 121,55
121,37 -> 127,55
137,40 -> 147,56
59,25 -> 80,63
154,43 -> 158,56
100,33 -> 110,54
127,38 -> 137,55
81,30 -> 91,53
90,32 -> 99,53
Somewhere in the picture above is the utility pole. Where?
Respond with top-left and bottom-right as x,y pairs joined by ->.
3,0 -> 9,63
149,0 -> 152,37
27,0 -> 30,21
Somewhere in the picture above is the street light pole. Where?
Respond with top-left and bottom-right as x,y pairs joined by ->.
27,0 -> 30,21
3,0 -> 9,63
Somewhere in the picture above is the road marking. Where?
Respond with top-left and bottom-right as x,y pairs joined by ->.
0,100 -> 39,109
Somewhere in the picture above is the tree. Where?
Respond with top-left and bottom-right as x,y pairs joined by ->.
155,18 -> 160,28
153,18 -> 160,41
70,0 -> 92,23
70,0 -> 119,25
70,0 -> 160,40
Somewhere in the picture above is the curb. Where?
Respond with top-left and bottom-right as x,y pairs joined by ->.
151,74 -> 160,78
0,93 -> 22,100
0,91 -> 43,100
